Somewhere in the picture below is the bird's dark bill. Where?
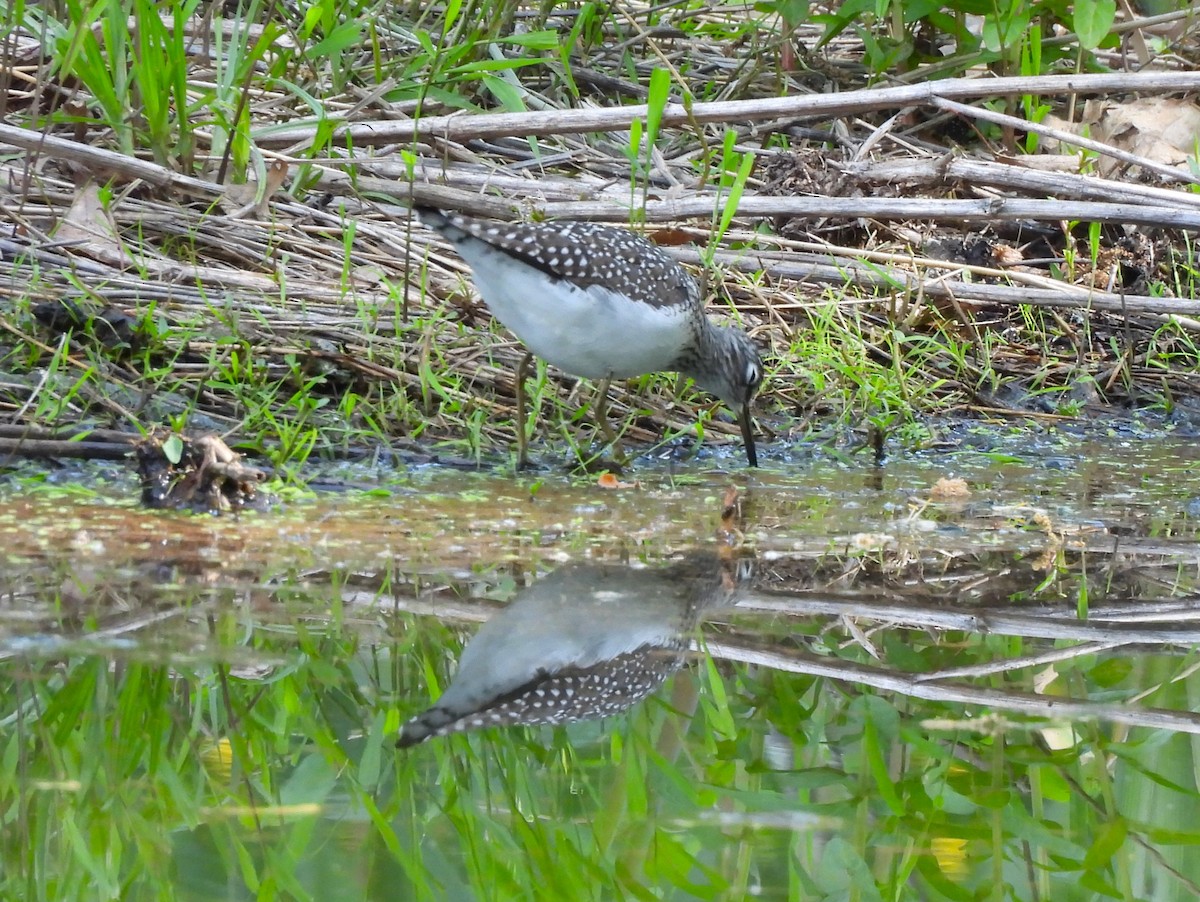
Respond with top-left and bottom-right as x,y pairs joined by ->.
739,407 -> 758,468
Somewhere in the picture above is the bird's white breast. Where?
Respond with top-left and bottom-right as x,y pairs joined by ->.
459,244 -> 691,380
434,564 -> 691,715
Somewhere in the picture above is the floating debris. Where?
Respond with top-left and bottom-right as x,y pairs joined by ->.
136,430 -> 267,513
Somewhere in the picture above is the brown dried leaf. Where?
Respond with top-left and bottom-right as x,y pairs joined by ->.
1092,97 -> 1200,166
221,159 -> 291,216
1046,98 -> 1200,175
55,181 -> 134,267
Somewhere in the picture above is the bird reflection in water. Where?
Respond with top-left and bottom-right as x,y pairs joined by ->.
397,549 -> 752,747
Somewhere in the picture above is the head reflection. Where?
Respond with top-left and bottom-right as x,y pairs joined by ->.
398,551 -> 751,747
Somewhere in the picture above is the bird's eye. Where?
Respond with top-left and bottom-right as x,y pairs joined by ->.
745,361 -> 763,391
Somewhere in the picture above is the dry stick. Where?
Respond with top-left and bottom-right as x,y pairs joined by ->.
911,639 -> 1132,682
253,71 -> 1200,156
705,638 -> 1200,735
932,95 -> 1199,186
0,438 -> 133,460
5,75 -> 1195,211
843,156 -> 1200,211
350,174 -> 523,221
0,123 -> 223,199
752,238 -> 1079,297
537,194 -> 1200,230
1107,6 -> 1200,35
734,591 -> 1200,644
349,158 -> 615,201
673,248 -> 1200,322
1091,603 -> 1200,622
0,424 -> 137,442
0,423 -> 138,460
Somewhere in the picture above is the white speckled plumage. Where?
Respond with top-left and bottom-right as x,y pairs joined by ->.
397,553 -> 749,747
418,207 -> 764,465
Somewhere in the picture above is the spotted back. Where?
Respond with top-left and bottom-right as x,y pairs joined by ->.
396,646 -> 684,747
419,208 -> 698,310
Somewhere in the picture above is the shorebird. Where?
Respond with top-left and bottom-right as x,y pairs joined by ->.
417,207 -> 763,467
397,551 -> 749,747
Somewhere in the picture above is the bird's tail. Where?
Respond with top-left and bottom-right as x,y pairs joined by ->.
395,703 -> 459,748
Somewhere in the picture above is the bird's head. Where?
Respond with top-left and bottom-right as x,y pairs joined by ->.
689,328 -> 763,467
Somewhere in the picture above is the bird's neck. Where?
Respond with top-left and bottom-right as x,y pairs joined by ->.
675,319 -> 729,377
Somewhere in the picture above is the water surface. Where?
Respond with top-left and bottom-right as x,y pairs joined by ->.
3,430 -> 1200,900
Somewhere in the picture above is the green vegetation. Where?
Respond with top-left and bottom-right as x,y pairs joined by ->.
803,0 -> 1123,77
9,617 -> 1200,901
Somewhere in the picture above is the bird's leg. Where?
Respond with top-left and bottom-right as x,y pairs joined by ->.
593,377 -> 626,462
514,351 -> 535,469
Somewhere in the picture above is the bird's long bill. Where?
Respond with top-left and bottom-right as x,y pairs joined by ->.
739,406 -> 759,468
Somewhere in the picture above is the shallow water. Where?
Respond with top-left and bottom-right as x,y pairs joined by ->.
3,429 -> 1200,900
